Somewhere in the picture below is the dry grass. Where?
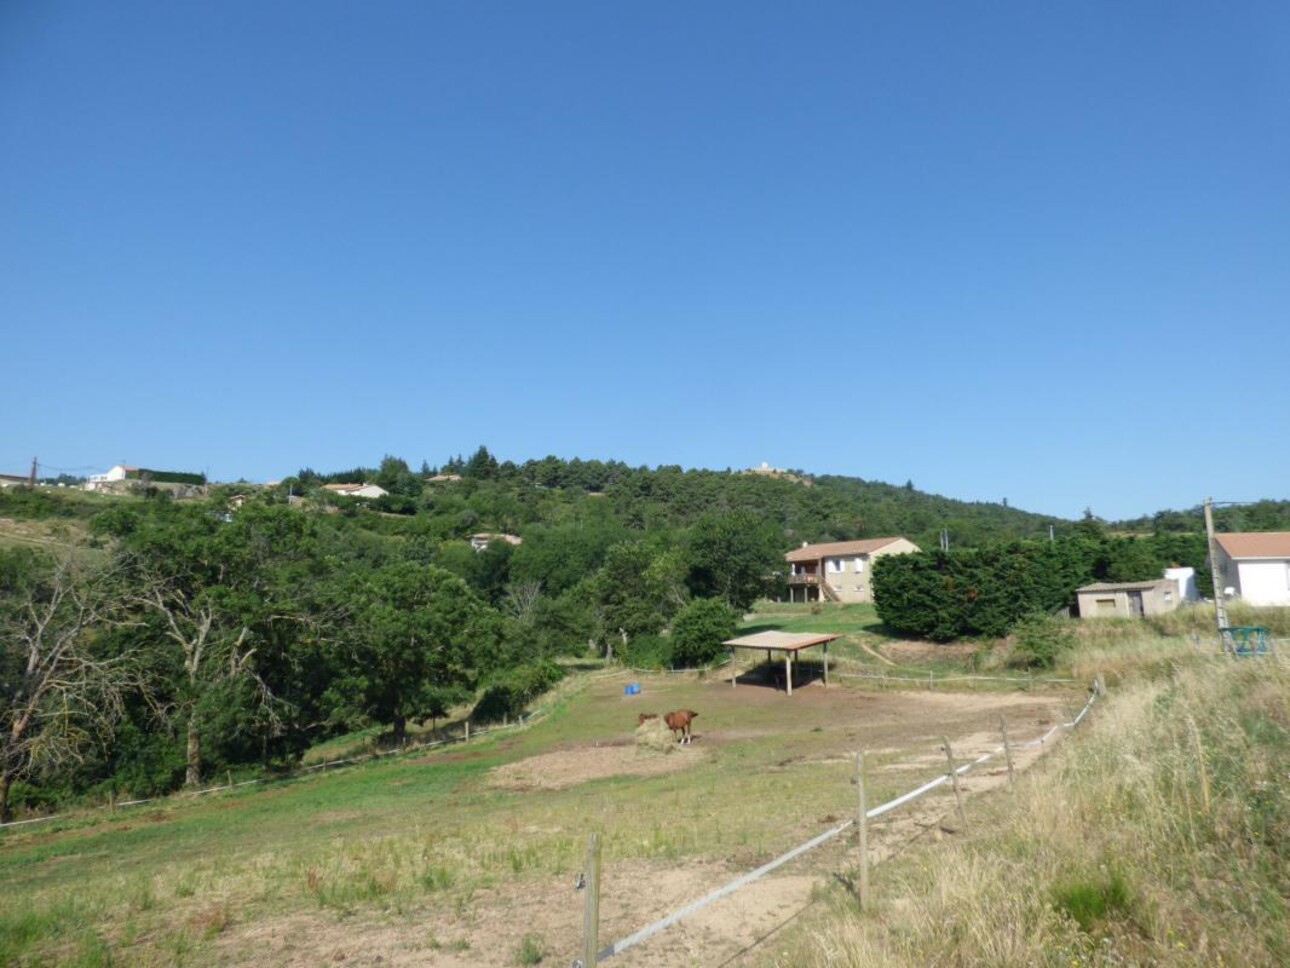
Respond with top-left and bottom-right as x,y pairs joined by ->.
772,652 -> 1290,967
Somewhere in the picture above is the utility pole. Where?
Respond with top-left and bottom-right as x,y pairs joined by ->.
29,457 -> 38,486
1203,497 -> 1231,650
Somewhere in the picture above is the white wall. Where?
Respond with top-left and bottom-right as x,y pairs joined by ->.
1164,567 -> 1199,601
1235,560 -> 1290,606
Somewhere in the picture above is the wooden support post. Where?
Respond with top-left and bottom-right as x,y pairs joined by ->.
823,642 -> 829,687
227,769 -> 233,791
856,751 -> 869,911
731,649 -> 737,688
941,736 -> 967,829
785,654 -> 793,696
464,720 -> 470,743
580,832 -> 602,968
1095,673 -> 1106,698
929,670 -> 935,690
999,715 -> 1015,789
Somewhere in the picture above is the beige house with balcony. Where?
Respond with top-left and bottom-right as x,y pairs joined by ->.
785,537 -> 920,603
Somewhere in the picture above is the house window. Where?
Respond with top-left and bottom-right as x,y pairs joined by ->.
854,557 -> 865,573
828,559 -> 844,573
1096,598 -> 1117,614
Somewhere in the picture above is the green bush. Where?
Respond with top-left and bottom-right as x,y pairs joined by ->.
669,598 -> 738,667
1009,612 -> 1076,669
471,660 -> 565,723
623,634 -> 673,669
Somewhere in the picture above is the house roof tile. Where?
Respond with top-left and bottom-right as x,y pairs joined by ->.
784,537 -> 912,563
1215,532 -> 1290,559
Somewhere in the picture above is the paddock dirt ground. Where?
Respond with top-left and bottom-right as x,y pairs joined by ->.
209,675 -> 1078,968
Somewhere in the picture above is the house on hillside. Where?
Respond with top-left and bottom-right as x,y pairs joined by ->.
85,464 -> 206,496
784,537 -> 920,603
1077,579 -> 1181,619
322,483 -> 389,500
85,464 -> 139,490
1211,532 -> 1290,606
469,532 -> 522,552
0,473 -> 33,488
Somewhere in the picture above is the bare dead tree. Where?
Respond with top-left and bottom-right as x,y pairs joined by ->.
0,555 -> 139,824
136,580 -> 283,788
502,579 -> 543,624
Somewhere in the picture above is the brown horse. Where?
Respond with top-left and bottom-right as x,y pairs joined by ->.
663,709 -> 698,744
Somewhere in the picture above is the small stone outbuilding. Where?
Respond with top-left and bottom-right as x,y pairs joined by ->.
1076,579 -> 1181,619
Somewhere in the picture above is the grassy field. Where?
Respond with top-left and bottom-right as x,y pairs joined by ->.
7,599 -> 1279,966
0,651 -> 1078,967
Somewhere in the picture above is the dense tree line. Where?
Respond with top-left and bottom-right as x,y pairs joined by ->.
872,533 -> 1209,641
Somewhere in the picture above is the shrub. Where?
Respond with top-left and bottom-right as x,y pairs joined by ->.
669,598 -> 738,667
623,634 -> 673,669
1009,612 -> 1075,669
471,660 -> 565,723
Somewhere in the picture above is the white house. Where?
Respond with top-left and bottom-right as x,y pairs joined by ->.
85,464 -> 139,491
784,537 -> 921,604
322,483 -> 389,499
1212,532 -> 1290,606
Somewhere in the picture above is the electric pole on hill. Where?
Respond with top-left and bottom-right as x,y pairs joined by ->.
29,457 -> 37,486
1203,497 -> 1230,650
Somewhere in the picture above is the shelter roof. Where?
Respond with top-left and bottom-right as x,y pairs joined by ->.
1215,532 -> 1290,559
723,631 -> 841,652
784,537 -> 908,563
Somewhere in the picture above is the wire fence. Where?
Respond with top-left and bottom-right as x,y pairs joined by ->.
586,682 -> 1101,964
831,666 -> 1077,688
0,663 -> 663,831
0,696 -> 567,831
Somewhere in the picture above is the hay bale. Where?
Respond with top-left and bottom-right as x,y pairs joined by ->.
635,717 -> 675,755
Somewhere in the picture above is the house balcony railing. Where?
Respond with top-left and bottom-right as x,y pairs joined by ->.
786,573 -> 820,586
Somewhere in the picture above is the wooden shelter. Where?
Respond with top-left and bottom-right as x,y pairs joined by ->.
722,630 -> 841,695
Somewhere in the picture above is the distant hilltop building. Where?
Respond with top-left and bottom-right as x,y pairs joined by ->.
742,462 -> 812,486
85,463 -> 206,496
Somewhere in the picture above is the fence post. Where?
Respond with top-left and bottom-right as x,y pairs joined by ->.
941,736 -> 967,829
999,715 -> 1015,789
579,832 -> 602,967
856,751 -> 869,911
464,720 -> 470,743
929,670 -> 935,690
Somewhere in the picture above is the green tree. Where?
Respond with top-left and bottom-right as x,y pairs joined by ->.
684,511 -> 782,610
332,563 -> 500,744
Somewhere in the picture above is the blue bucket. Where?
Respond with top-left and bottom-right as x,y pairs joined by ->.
624,682 -> 640,696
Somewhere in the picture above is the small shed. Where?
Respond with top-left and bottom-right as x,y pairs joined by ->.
1076,579 -> 1180,619
722,630 -> 841,695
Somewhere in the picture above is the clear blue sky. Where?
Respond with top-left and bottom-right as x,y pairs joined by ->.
3,2 -> 1287,520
